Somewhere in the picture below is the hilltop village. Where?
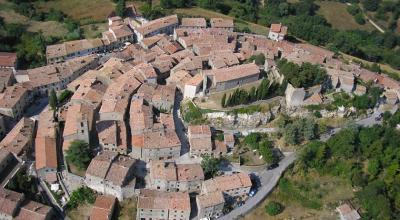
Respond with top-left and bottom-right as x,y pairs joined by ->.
0,5 -> 399,220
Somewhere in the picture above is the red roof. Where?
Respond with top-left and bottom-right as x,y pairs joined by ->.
0,52 -> 17,67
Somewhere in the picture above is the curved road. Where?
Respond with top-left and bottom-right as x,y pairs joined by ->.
218,108 -> 388,219
218,152 -> 297,220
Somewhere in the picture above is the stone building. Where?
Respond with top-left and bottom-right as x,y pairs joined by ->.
96,120 -> 128,155
0,188 -> 25,220
0,52 -> 17,72
0,117 -> 35,159
99,73 -> 141,121
89,195 -> 117,220
136,189 -> 190,220
188,125 -> 213,157
62,102 -> 94,152
268,23 -> 288,41
130,95 -> 181,162
0,84 -> 32,119
181,18 -> 207,29
210,18 -> 234,30
35,109 -> 58,178
0,188 -> 54,220
149,161 -> 204,193
196,191 -> 225,219
134,15 -> 179,42
46,39 -> 106,64
85,151 -> 136,201
202,173 -> 252,202
285,83 -> 305,107
0,69 -> 15,92
208,63 -> 260,92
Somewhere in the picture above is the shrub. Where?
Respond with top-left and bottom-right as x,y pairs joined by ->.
66,187 -> 95,210
354,13 -> 366,25
58,90 -> 73,104
265,201 -> 284,216
65,140 -> 92,170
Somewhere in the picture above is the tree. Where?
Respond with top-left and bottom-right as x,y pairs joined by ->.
302,118 -> 317,140
354,13 -> 366,25
197,0 -> 216,9
284,123 -> 299,145
221,93 -> 226,108
265,201 -> 284,216
115,0 -> 126,17
65,140 -> 92,170
347,5 -> 360,15
363,0 -> 381,12
243,133 -> 262,149
201,156 -> 220,179
259,141 -> 278,164
58,90 -> 73,104
66,187 -> 95,210
49,89 -> 57,110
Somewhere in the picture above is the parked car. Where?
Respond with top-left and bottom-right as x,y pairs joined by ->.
267,163 -> 279,170
249,189 -> 257,197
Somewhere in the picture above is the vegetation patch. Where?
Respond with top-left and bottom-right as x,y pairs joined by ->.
117,197 -> 138,220
65,140 -> 93,171
181,101 -> 206,125
34,0 -> 114,23
66,186 -> 96,210
316,1 -> 374,31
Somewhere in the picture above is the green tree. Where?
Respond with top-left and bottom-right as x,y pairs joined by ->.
58,90 -> 73,104
284,123 -> 299,145
221,93 -> 227,107
265,201 -> 284,216
367,159 -> 380,178
65,140 -> 92,170
197,0 -> 216,9
259,141 -> 278,164
66,187 -> 96,210
49,89 -> 57,110
201,156 -> 220,179
347,5 -> 360,15
302,118 -> 317,140
354,13 -> 366,25
249,86 -> 257,102
243,133 -> 262,149
363,0 -> 381,12
116,0 -> 126,17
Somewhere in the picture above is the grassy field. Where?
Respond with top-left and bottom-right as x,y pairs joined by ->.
34,0 -> 114,23
67,203 -> 93,220
245,170 -> 354,220
316,1 -> 375,31
81,23 -> 108,39
173,7 -> 269,35
0,8 -> 68,37
117,197 -> 137,220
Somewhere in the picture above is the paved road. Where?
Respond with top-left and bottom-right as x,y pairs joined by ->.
219,108 -> 390,219
218,152 -> 297,220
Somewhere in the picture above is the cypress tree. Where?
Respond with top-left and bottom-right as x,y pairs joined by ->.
221,93 -> 226,108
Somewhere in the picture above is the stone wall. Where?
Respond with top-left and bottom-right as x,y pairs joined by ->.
205,105 -> 280,129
